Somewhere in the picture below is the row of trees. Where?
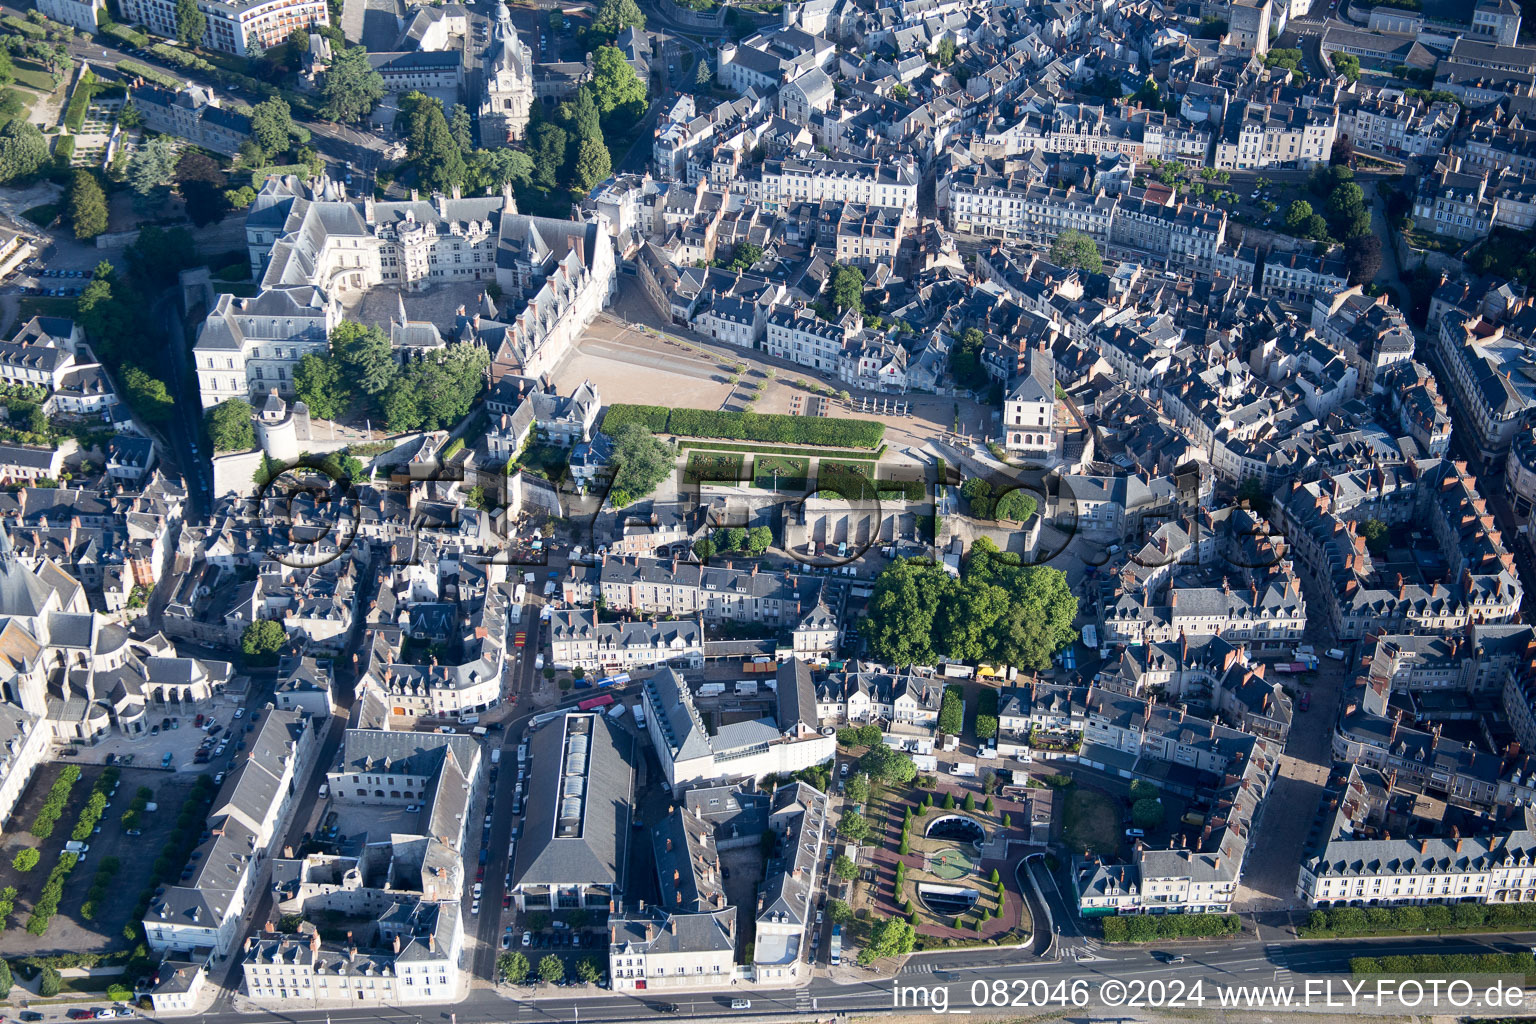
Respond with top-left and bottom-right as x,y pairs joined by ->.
692,524 -> 773,560
496,949 -> 604,985
293,322 -> 488,431
1306,901 -> 1536,937
868,539 -> 1078,670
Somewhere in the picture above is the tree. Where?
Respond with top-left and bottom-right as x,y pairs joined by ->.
330,321 -> 396,399
692,537 -> 716,561
609,422 -> 676,501
294,353 -> 346,420
717,526 -> 747,551
575,957 -> 601,984
860,744 -> 917,785
729,241 -> 765,270
830,264 -> 865,313
176,150 -> 229,227
933,37 -> 956,65
174,0 -> 206,45
571,132 -> 612,191
975,714 -> 998,740
832,854 -> 857,881
250,97 -> 303,157
694,57 -> 712,89
205,398 -> 255,452
1327,181 -> 1370,239
984,795 -> 995,813
449,103 -> 474,154
0,50 -> 13,90
537,954 -> 564,984
993,489 -> 1037,522
1131,798 -> 1164,830
466,147 -> 535,194
69,170 -> 107,240
961,476 -> 992,518
592,0 -> 645,36
322,45 -> 385,123
963,792 -> 976,812
127,136 -> 180,197
38,966 -> 60,998
892,82 -> 910,101
827,898 -> 854,923
1285,199 -> 1315,233
747,525 -> 773,554
1331,52 -> 1361,83
1050,229 -> 1102,274
1359,517 -> 1389,554
837,809 -> 871,843
867,558 -> 949,666
938,685 -> 964,735
12,848 -> 38,872
942,792 -> 956,810
0,120 -> 46,184
590,46 -> 647,126
843,773 -> 870,804
858,917 -> 916,964
398,92 -> 466,193
118,364 -> 175,423
1345,233 -> 1383,285
0,958 -> 11,998
241,619 -> 286,658
528,122 -> 569,191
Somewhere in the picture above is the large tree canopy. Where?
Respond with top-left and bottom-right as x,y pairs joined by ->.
868,539 -> 1077,670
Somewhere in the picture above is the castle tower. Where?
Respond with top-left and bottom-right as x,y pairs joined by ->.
479,1 -> 534,144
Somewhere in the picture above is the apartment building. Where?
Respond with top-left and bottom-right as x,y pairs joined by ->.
119,0 -> 329,55
764,305 -> 857,373
736,156 -> 919,213
548,612 -> 704,672
1431,310 -> 1536,462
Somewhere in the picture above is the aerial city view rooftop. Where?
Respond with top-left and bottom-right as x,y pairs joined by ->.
0,0 -> 1531,1016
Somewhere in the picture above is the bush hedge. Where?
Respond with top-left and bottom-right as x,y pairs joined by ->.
62,70 -> 100,133
11,849 -> 38,872
1303,902 -> 1536,938
1351,951 -> 1534,978
26,852 -> 79,935
29,765 -> 81,839
603,404 -> 884,449
80,856 -> 120,921
1100,913 -> 1240,942
0,885 -> 16,928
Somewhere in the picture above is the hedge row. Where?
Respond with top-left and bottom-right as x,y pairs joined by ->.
1302,902 -> 1536,938
603,404 -> 885,449
1100,913 -> 1241,942
121,785 -> 152,830
26,852 -> 78,935
99,21 -> 149,47
118,59 -> 181,90
681,439 -> 882,460
0,14 -> 47,37
0,885 -> 16,928
62,69 -> 99,133
29,765 -> 81,839
124,774 -> 215,946
70,768 -> 118,842
80,856 -> 120,921
1351,952 -> 1534,978
146,43 -> 316,118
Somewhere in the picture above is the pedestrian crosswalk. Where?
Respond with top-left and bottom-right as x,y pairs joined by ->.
900,963 -> 938,974
796,989 -> 814,1011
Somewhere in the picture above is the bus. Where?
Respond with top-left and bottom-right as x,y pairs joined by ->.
578,695 -> 615,712
597,673 -> 631,687
829,924 -> 842,965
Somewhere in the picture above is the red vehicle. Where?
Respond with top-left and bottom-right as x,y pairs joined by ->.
195,713 -> 204,727
1299,691 -> 1312,712
515,632 -> 527,647
67,1012 -> 96,1021
578,695 -> 615,711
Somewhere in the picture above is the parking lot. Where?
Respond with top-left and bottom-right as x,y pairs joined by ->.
0,762 -> 197,957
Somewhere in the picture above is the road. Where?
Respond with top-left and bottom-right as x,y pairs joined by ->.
98,928 -> 1536,1023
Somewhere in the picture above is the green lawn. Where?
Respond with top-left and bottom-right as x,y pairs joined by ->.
1062,786 -> 1121,858
683,450 -> 744,485
21,203 -> 58,229
11,60 -> 59,93
818,459 -> 877,499
513,442 -> 570,484
752,455 -> 808,492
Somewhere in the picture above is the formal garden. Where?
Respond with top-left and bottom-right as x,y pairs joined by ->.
819,736 -> 1034,958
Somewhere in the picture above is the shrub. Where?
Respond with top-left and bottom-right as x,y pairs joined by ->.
29,765 -> 81,839
0,959 -> 10,998
1002,812 -> 1012,827
12,848 -> 39,872
1101,913 -> 1240,942
0,885 -> 15,927
942,793 -> 956,810
38,965 -> 61,996
106,983 -> 133,1001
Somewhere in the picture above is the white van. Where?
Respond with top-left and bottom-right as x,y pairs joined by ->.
730,1000 -> 751,1010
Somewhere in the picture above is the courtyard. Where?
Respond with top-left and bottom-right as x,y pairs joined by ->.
0,762 -> 198,959
844,767 -> 1033,952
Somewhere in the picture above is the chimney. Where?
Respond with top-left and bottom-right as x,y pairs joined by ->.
393,934 -> 401,954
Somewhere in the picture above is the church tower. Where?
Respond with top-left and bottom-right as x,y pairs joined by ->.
480,1 -> 534,145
